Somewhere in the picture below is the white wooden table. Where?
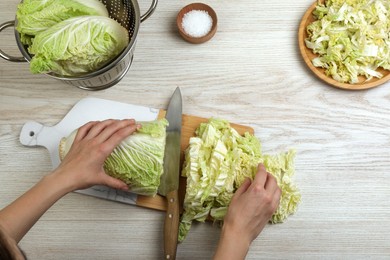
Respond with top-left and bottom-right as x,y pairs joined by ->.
1,0 -> 390,259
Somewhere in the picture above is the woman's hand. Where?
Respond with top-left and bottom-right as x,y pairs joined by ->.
0,119 -> 140,243
214,164 -> 281,260
54,119 -> 140,192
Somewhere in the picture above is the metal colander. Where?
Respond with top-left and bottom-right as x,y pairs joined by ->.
0,0 -> 158,90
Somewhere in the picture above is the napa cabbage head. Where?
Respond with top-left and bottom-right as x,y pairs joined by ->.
16,0 -> 108,45
178,118 -> 301,242
59,119 -> 168,196
28,15 -> 129,76
305,0 -> 390,83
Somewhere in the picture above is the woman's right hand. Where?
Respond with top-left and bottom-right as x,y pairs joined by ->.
214,164 -> 281,260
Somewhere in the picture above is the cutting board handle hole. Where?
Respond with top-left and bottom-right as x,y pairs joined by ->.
29,131 -> 35,137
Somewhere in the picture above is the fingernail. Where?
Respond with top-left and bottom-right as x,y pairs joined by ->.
124,119 -> 135,124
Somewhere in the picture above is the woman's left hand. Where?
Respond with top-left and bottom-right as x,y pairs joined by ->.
55,119 -> 140,192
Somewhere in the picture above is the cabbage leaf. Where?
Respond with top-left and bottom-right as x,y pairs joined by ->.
178,118 -> 301,242
59,119 -> 168,196
16,0 -> 108,45
29,16 -> 129,76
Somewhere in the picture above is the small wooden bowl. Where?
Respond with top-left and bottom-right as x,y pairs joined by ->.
177,3 -> 218,44
298,0 -> 390,90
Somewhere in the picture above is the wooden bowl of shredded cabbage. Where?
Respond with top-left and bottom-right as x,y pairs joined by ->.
298,0 -> 390,90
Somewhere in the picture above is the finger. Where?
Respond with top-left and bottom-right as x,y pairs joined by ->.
74,121 -> 99,142
104,122 -> 139,148
264,172 -> 279,192
252,163 -> 268,187
234,178 -> 252,197
269,185 -> 282,214
84,119 -> 118,139
101,174 -> 129,191
96,119 -> 136,143
274,186 -> 282,207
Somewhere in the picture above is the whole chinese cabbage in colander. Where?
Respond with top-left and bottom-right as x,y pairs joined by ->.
0,0 -> 158,90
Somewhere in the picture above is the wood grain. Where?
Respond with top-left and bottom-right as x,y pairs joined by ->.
136,112 -> 254,212
163,189 -> 180,260
298,0 -> 390,90
1,0 -> 390,259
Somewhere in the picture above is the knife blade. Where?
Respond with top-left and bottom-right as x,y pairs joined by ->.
158,87 -> 182,260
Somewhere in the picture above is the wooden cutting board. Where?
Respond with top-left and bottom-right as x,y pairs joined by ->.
138,110 -> 254,212
19,98 -> 254,212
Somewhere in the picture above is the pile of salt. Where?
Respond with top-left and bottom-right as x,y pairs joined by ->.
181,10 -> 213,38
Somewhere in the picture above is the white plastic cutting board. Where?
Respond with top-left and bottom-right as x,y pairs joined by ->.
19,97 -> 160,206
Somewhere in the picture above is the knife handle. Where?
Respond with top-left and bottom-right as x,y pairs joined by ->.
164,189 -> 180,260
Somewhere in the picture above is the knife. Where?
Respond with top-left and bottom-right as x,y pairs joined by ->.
158,87 -> 182,260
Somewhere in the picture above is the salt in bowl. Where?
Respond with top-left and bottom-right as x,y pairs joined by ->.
177,3 -> 217,44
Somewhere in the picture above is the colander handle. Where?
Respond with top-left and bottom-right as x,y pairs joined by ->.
0,21 -> 27,62
140,0 -> 158,23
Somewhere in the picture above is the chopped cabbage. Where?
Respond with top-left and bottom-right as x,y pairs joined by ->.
16,0 -> 109,45
59,119 -> 168,196
178,118 -> 301,242
305,0 -> 390,83
29,16 -> 129,76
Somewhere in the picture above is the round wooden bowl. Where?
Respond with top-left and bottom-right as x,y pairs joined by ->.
298,0 -> 390,90
177,3 -> 217,44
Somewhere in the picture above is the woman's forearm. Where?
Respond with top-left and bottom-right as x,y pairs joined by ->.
0,120 -> 137,244
0,170 -> 72,243
213,225 -> 250,260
